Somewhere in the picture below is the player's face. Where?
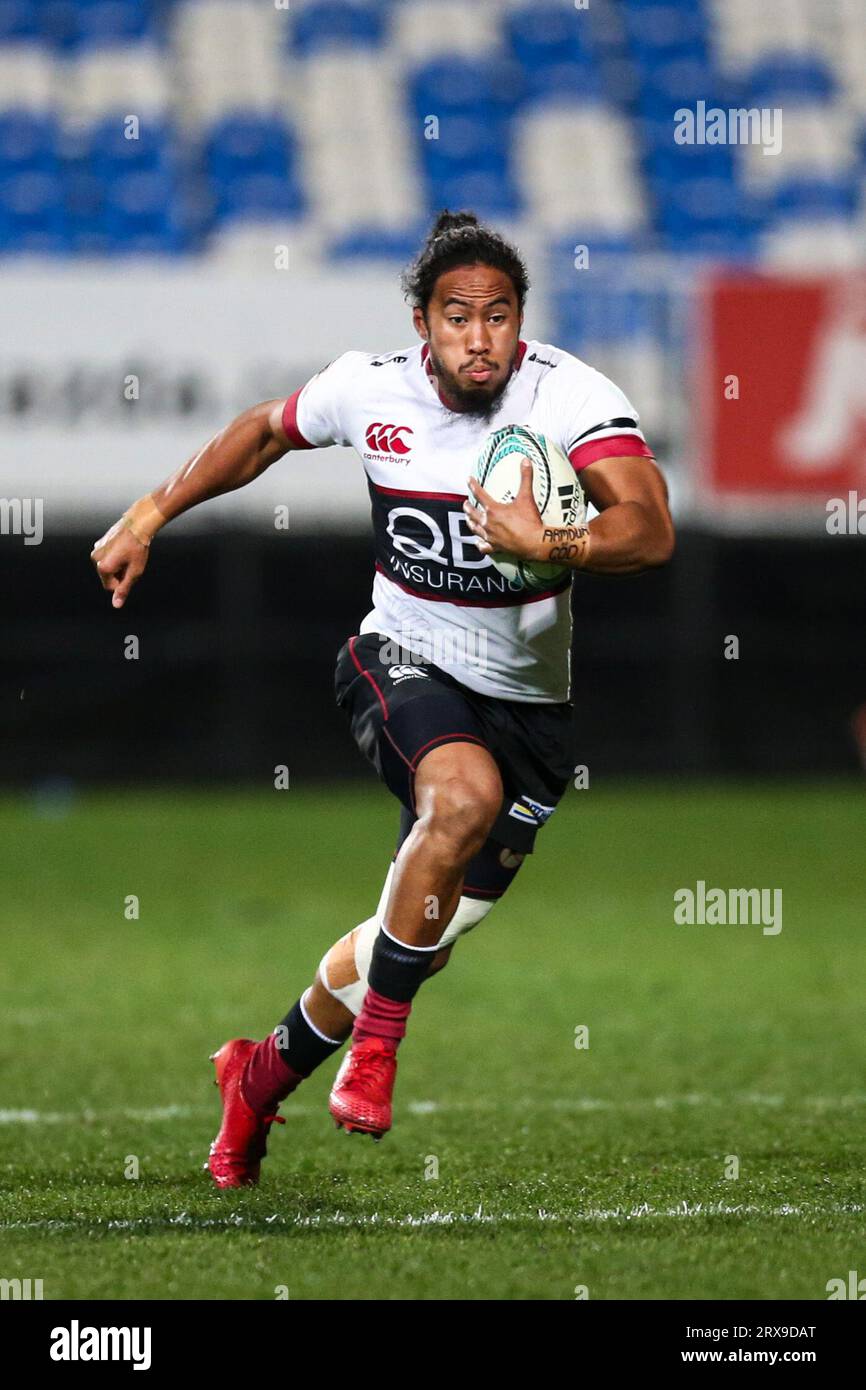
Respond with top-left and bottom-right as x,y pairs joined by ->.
414,265 -> 522,419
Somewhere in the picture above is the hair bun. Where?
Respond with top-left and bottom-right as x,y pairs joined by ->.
430,209 -> 479,239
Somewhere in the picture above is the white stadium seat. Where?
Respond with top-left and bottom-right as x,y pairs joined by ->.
204,218 -> 324,272
298,52 -> 422,232
760,218 -> 865,270
171,0 -> 290,125
0,45 -> 57,111
737,104 -> 859,190
391,1 -> 503,61
514,104 -> 645,235
710,0 -> 815,70
62,45 -> 170,121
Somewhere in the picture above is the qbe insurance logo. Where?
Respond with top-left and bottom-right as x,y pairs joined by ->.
49,1321 -> 152,1371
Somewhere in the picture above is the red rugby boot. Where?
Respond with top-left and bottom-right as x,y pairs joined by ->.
328,1036 -> 397,1140
207,1038 -> 286,1189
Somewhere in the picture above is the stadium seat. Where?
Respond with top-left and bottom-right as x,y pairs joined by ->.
505,3 -> 596,69
747,53 -> 837,104
0,168 -> 66,250
301,50 -> 421,232
64,43 -> 169,120
514,103 -> 645,236
760,217 -> 863,269
103,167 -> 189,251
76,1 -> 153,48
408,57 -> 523,120
0,0 -> 36,41
171,0 -> 289,127
392,1 -> 502,62
0,0 -> 861,272
0,111 -> 61,173
0,43 -> 56,106
291,1 -> 385,57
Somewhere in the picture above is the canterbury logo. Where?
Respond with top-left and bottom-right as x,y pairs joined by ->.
365,422 -> 413,454
387,665 -> 429,681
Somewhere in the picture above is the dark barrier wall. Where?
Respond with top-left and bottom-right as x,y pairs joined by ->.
3,529 -> 865,783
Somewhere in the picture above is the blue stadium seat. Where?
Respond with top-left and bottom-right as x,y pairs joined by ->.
0,0 -> 37,40
661,227 -> 758,261
0,112 -> 61,174
422,113 -> 510,178
554,284 -> 669,348
409,58 -> 523,121
205,116 -> 294,181
103,168 -> 188,252
748,55 -> 837,105
506,4 -> 595,70
76,1 -> 152,48
425,169 -> 520,219
63,168 -> 109,253
85,117 -> 178,175
522,58 -> 604,104
203,115 -> 303,222
291,1 -> 385,56
0,169 -> 66,251
638,59 -> 733,116
35,0 -> 79,48
547,233 -> 648,279
771,178 -> 859,219
328,225 -> 424,263
214,172 -> 304,222
34,0 -> 154,50
621,0 -> 707,64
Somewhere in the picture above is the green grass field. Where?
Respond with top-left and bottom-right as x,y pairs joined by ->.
0,782 -> 863,1301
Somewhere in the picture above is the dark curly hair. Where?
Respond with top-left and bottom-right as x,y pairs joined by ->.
401,209 -> 530,315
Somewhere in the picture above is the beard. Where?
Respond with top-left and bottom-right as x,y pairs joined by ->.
427,346 -> 515,422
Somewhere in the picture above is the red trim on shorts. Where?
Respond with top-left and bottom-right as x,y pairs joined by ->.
568,434 -> 654,472
409,732 -> 489,771
348,635 -> 389,720
375,562 -> 570,607
281,388 -> 315,449
462,885 -> 505,899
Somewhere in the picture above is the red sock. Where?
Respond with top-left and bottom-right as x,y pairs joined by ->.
242,1033 -> 305,1112
353,988 -> 411,1046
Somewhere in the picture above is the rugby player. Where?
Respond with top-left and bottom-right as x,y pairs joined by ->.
91,211 -> 675,1188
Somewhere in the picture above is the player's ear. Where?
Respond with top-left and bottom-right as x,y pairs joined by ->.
412,305 -> 428,340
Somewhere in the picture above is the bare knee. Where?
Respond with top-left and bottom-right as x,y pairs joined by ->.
417,761 -> 502,863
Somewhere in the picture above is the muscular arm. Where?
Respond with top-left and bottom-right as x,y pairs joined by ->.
464,455 -> 675,576
151,398 -> 291,523
91,398 -> 291,607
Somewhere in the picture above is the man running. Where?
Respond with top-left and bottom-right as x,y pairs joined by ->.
91,210 -> 674,1188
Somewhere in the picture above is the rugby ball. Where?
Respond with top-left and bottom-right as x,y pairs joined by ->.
473,424 -> 586,591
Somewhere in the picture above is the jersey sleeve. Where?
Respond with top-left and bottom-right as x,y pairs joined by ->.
281,351 -> 359,449
551,362 -> 655,474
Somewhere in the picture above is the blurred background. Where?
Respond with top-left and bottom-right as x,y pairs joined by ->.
2,0 -> 865,785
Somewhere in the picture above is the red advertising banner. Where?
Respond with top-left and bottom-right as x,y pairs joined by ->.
701,272 -> 866,504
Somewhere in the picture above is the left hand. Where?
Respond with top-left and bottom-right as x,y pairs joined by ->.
464,459 -> 544,561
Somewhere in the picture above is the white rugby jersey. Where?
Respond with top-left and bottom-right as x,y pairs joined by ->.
282,339 -> 653,702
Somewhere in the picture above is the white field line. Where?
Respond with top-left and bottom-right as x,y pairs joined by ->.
2,1092 -> 866,1126
2,1201 -> 864,1234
